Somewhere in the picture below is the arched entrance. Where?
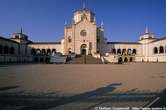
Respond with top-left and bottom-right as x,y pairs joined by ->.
129,57 -> 133,62
124,57 -> 128,62
118,57 -> 122,64
80,44 -> 87,55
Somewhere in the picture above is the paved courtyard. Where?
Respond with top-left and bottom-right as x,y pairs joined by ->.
0,63 -> 166,109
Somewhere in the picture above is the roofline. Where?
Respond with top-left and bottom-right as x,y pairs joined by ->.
138,37 -> 156,41
29,42 -> 61,45
151,37 -> 166,43
107,42 -> 141,45
73,18 -> 96,25
0,36 -> 19,44
12,32 -> 28,36
10,38 -> 33,43
73,8 -> 95,15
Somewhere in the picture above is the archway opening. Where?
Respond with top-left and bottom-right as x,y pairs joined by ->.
4,46 -> 9,54
36,49 -> 41,55
47,49 -> 51,55
52,49 -> 56,55
127,49 -> 132,55
80,44 -> 87,55
81,49 -> 86,55
118,57 -> 122,64
41,49 -> 46,55
124,57 -> 128,62
159,46 -> 164,54
112,48 -> 116,54
130,57 -> 133,62
132,49 -> 137,55
31,48 -> 36,55
117,49 -> 121,55
122,49 -> 126,55
154,47 -> 158,54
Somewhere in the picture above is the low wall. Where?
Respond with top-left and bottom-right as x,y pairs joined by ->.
0,55 -> 33,63
135,55 -> 166,62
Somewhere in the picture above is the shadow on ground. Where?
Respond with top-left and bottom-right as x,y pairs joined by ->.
0,83 -> 121,110
149,89 -> 166,107
0,83 -> 165,110
0,86 -> 19,91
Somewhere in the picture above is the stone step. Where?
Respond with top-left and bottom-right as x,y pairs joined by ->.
67,55 -> 102,64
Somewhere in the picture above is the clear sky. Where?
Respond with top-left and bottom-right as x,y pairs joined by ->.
0,0 -> 166,42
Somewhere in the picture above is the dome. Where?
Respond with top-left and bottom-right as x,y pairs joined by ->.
74,8 -> 95,16
73,8 -> 96,24
139,27 -> 155,40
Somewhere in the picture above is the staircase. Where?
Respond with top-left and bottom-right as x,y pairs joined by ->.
67,55 -> 102,64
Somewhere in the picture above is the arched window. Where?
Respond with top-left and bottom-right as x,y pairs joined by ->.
4,46 -> 9,54
122,49 -> 126,55
117,49 -> 121,54
31,48 -> 36,55
127,49 -> 132,55
9,47 -> 15,54
80,30 -> 87,37
153,47 -> 158,54
159,46 -> 164,54
112,48 -> 116,54
47,49 -> 51,55
81,44 -> 87,49
41,49 -> 46,55
132,49 -> 137,54
0,45 -> 2,54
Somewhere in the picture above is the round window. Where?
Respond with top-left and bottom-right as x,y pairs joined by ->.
80,30 -> 87,37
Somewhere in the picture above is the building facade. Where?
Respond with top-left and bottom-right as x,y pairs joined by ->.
63,8 -> 105,55
0,8 -> 166,63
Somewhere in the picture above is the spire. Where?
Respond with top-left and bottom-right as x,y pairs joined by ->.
83,0 -> 85,9
20,26 -> 23,34
101,21 -> 104,26
101,20 -> 104,29
64,20 -> 67,26
145,26 -> 149,33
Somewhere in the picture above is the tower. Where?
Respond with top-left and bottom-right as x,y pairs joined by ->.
63,5 -> 98,55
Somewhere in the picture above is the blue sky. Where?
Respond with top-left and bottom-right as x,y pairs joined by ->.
0,0 -> 166,42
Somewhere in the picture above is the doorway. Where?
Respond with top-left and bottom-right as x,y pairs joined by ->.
81,49 -> 86,55
118,57 -> 122,64
80,44 -> 87,55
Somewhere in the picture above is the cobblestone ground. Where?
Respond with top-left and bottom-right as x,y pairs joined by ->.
0,63 -> 166,109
